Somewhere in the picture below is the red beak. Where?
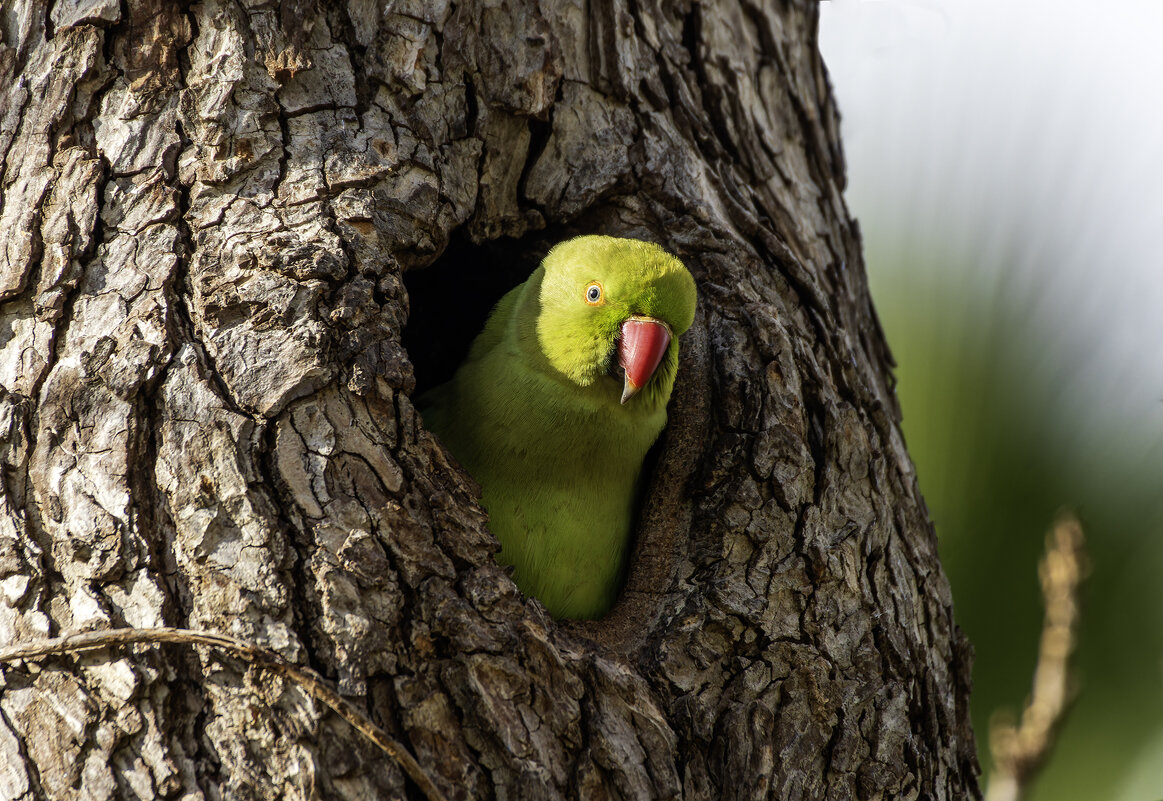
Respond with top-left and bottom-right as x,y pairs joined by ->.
618,317 -> 671,404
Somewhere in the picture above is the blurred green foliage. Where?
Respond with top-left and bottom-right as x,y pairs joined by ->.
867,244 -> 1163,801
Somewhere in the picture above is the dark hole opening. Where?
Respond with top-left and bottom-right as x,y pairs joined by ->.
402,226 -> 573,397
401,222 -> 681,636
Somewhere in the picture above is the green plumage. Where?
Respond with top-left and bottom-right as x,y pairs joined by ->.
420,236 -> 697,619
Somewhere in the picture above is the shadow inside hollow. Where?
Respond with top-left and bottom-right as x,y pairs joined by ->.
402,230 -> 575,397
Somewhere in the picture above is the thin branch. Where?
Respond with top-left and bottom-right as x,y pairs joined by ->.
0,626 -> 449,801
985,514 -> 1088,801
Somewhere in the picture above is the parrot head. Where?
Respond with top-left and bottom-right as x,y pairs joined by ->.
531,236 -> 697,406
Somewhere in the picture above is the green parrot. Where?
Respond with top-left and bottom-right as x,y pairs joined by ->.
420,235 -> 697,620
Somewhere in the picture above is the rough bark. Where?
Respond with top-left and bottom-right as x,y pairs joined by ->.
0,1 -> 978,800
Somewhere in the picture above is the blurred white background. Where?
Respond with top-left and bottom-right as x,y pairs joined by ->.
819,2 -> 1163,798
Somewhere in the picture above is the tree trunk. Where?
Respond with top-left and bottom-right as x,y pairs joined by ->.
0,1 -> 978,799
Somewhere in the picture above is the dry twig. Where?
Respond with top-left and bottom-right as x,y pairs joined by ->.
0,626 -> 449,801
985,514 -> 1088,801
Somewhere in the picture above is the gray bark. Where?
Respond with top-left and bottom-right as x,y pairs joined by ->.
0,1 -> 978,800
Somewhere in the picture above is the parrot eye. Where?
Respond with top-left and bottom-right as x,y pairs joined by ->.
584,282 -> 604,305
